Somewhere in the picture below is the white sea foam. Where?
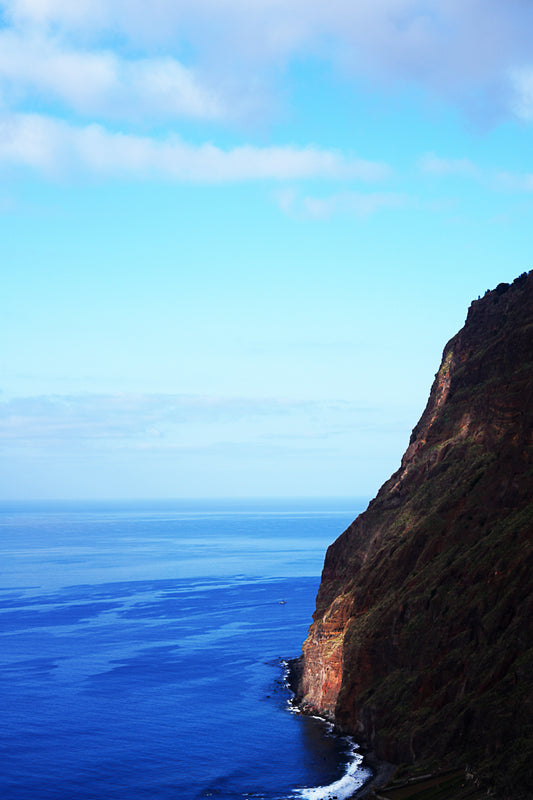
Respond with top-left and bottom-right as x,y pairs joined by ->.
281,661 -> 372,800
293,741 -> 372,800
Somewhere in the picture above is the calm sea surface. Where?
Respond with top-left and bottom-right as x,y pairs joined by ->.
0,499 -> 372,800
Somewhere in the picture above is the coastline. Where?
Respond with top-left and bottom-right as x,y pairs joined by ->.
348,751 -> 397,798
285,658 -> 397,800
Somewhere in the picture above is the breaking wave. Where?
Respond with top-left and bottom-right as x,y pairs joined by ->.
293,740 -> 372,800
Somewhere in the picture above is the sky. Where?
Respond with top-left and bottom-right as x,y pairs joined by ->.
1,0 -> 533,501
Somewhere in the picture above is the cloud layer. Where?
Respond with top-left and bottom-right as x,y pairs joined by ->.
0,392 -> 387,457
3,0 -> 533,121
0,393 -> 303,440
1,2 -> 533,189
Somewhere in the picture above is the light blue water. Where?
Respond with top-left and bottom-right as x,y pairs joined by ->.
0,499 -> 372,799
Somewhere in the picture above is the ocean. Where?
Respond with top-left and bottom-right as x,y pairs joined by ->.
0,499 -> 372,800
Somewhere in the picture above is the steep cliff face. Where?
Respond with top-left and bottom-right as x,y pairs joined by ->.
294,272 -> 533,796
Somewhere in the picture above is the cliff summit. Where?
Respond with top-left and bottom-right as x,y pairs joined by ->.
293,272 -> 533,797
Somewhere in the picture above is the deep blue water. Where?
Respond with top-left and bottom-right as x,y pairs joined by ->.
0,499 -> 372,800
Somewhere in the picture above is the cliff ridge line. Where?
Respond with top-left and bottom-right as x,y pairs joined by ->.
293,271 -> 533,798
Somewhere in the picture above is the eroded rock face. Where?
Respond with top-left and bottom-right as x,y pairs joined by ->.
298,593 -> 353,719
293,272 -> 533,796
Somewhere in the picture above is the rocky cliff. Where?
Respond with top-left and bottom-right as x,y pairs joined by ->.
293,272 -> 533,797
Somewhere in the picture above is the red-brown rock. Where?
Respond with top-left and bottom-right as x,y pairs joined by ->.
293,272 -> 533,797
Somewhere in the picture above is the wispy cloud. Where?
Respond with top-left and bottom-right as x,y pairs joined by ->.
303,191 -> 411,219
0,111 -> 390,181
418,151 -> 533,194
418,153 -> 480,178
275,188 -> 411,219
493,170 -> 533,192
0,392 -> 389,453
509,67 -> 533,122
0,393 -> 311,444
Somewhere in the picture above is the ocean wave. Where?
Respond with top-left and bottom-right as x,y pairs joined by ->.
280,662 -> 371,800
292,741 -> 372,800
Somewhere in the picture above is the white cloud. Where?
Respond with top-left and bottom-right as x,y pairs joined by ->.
0,392 -> 309,444
277,189 -> 411,219
0,30 -> 225,121
418,152 -> 533,193
0,1 -> 532,188
0,111 -> 389,181
509,67 -> 533,122
494,170 -> 533,192
0,392 -> 383,457
305,191 -> 410,219
418,153 -> 480,177
3,0 -> 108,30
4,1 -> 533,121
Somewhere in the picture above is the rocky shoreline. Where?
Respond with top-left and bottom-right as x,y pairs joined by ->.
347,751 -> 397,799
286,657 -> 396,798
287,655 -> 484,800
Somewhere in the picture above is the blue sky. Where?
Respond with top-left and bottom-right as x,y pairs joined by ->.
1,0 -> 533,500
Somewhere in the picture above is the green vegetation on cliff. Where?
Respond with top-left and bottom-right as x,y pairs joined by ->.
295,272 -> 533,798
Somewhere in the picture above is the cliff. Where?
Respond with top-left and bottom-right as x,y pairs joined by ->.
293,272 -> 533,797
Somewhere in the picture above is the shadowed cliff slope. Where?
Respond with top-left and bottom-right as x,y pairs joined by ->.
293,272 -> 533,797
